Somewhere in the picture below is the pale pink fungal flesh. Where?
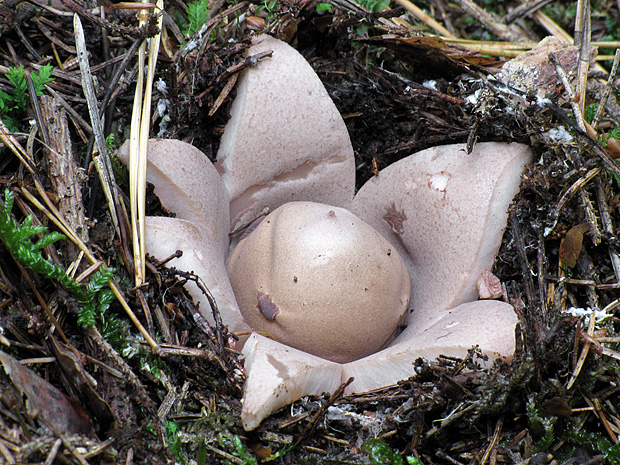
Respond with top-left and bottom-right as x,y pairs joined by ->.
145,217 -> 248,332
118,139 -> 246,330
119,139 -> 230,259
351,142 -> 532,330
342,300 -> 518,395
238,143 -> 530,429
215,35 -> 355,230
240,299 -> 517,430
242,333 -> 343,431
122,36 -> 533,432
477,269 -> 504,299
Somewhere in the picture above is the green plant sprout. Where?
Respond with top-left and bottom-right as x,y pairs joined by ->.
567,430 -> 620,464
354,0 -> 390,12
364,439 -> 423,465
256,0 -> 278,21
167,420 -> 188,465
582,101 -> 620,188
583,102 -> 620,148
0,188 -> 127,348
526,397 -> 557,451
231,436 -> 259,465
154,406 -> 295,464
349,0 -> 391,36
316,3 -> 333,12
0,64 -> 54,133
179,0 -> 210,37
105,132 -> 117,150
229,434 -> 294,464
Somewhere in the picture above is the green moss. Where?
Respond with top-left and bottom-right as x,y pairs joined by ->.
526,397 -> 557,451
363,439 -> 423,465
567,430 -> 620,464
0,64 -> 54,134
0,188 -> 127,349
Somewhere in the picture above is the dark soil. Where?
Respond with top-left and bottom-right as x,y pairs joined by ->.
0,0 -> 619,464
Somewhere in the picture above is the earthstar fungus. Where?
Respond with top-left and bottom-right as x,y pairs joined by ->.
122,35 -> 532,431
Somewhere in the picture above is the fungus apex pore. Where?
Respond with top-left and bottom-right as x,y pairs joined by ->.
227,202 -> 410,364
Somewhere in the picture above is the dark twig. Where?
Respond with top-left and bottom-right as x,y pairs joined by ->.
15,25 -> 43,61
594,176 -> 620,281
543,101 -> 620,179
25,73 -> 49,149
45,85 -> 93,135
510,208 -> 536,308
592,48 -> 620,129
503,0 -> 554,25
297,377 -> 354,442
98,37 -> 143,123
536,228 -> 548,320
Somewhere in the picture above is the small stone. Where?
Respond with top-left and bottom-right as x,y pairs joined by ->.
477,269 -> 503,299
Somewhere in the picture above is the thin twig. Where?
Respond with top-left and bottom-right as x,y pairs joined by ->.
480,416 -> 503,465
575,0 -> 591,116
503,0 -> 554,25
567,314 -> 596,390
550,51 -> 585,131
19,186 -> 160,351
394,0 -> 456,38
14,261 -> 70,345
44,85 -> 93,135
592,48 -> 620,129
455,0 -> 529,42
25,74 -> 49,149
510,209 -> 535,306
0,119 -> 36,174
544,102 -> 620,178
73,13 -> 122,238
594,176 -> 620,281
297,377 -> 354,442
537,228 -> 548,319
99,38 -> 143,123
529,7 -> 609,75
43,438 -> 61,465
546,167 -> 601,236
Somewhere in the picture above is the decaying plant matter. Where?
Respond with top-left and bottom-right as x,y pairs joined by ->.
0,0 -> 619,463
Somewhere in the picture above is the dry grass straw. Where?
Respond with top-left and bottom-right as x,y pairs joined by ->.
391,1 -> 618,64
394,0 -> 456,38
73,13 -> 161,350
574,0 -> 591,116
128,0 -> 164,287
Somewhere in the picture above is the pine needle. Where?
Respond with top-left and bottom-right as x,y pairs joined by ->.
129,0 -> 165,287
394,0 -> 456,38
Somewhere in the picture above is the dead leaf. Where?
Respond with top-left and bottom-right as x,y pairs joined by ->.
542,397 -> 572,419
48,335 -> 115,432
559,223 -> 589,268
498,36 -> 597,98
250,443 -> 273,459
0,350 -> 96,436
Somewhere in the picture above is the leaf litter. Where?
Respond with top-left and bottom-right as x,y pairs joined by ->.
0,0 -> 619,463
